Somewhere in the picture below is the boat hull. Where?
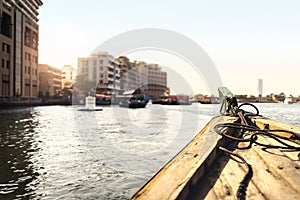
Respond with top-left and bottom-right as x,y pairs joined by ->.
131,115 -> 300,200
119,101 -> 147,109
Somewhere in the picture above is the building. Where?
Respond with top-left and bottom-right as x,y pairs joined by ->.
141,63 -> 167,99
136,61 -> 149,93
62,65 -> 76,89
0,0 -> 43,98
76,52 -> 167,99
77,52 -> 120,95
118,56 -> 139,92
38,64 -> 62,97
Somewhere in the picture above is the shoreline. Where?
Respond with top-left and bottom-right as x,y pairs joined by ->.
0,97 -> 72,107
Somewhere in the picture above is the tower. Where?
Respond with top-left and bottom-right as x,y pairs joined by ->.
258,79 -> 263,97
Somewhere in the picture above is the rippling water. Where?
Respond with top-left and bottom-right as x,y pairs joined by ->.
0,103 -> 299,199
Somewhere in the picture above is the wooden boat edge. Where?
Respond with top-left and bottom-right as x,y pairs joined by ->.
130,115 -> 300,200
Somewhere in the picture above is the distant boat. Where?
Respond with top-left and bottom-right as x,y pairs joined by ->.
152,95 -> 192,105
118,89 -> 148,109
119,99 -> 147,108
95,94 -> 111,105
78,96 -> 103,111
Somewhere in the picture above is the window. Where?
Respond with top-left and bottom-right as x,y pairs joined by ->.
1,74 -> 10,96
6,60 -> 10,69
2,59 -> 4,68
6,44 -> 10,53
1,43 -> 10,53
25,66 -> 27,73
25,27 -> 32,47
32,31 -> 38,50
32,56 -> 37,63
1,12 -> 12,38
28,67 -> 31,74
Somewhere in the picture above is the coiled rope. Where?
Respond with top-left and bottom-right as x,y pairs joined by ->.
215,100 -> 300,200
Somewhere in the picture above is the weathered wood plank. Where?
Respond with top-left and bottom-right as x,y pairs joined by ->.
131,116 -> 237,200
251,116 -> 300,141
131,115 -> 300,200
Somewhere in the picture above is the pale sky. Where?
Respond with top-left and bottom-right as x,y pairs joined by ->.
38,0 -> 300,96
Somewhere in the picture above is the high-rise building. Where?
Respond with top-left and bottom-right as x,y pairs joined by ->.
0,0 -> 43,98
77,52 -> 120,94
62,65 -> 76,89
38,64 -> 62,97
258,79 -> 263,97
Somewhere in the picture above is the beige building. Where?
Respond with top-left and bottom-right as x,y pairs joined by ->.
137,62 -> 167,99
118,56 -> 139,92
62,65 -> 76,89
77,52 -> 120,94
0,0 -> 43,98
38,64 -> 62,97
76,53 -> 167,98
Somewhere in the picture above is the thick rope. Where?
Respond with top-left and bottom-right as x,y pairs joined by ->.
215,100 -> 299,199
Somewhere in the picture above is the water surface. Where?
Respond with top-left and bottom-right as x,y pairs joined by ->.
0,103 -> 299,199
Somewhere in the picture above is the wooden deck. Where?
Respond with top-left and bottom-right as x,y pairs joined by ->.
131,115 -> 300,200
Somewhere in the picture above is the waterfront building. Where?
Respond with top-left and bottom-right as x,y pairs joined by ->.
118,56 -> 139,93
38,64 -> 62,97
136,61 -> 149,94
0,0 -> 43,98
140,63 -> 167,99
62,65 -> 76,89
77,52 -> 120,95
76,53 -> 167,99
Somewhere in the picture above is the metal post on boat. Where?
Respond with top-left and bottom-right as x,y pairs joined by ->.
218,87 -> 234,114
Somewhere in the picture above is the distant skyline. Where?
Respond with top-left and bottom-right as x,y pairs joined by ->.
38,0 -> 300,96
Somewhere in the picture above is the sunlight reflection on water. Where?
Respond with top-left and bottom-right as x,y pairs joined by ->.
0,103 -> 299,199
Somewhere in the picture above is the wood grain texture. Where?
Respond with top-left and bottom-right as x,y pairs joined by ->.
131,116 -> 300,200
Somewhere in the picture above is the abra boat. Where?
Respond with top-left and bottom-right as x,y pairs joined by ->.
118,89 -> 148,109
95,94 -> 111,105
119,98 -> 147,109
131,87 -> 300,200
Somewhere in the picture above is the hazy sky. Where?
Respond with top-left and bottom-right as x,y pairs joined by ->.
38,0 -> 300,96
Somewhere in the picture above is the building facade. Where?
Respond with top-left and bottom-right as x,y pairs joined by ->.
138,63 -> 167,99
76,53 -> 167,98
0,0 -> 43,98
118,56 -> 139,92
77,52 -> 120,94
62,65 -> 76,89
38,64 -> 62,97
